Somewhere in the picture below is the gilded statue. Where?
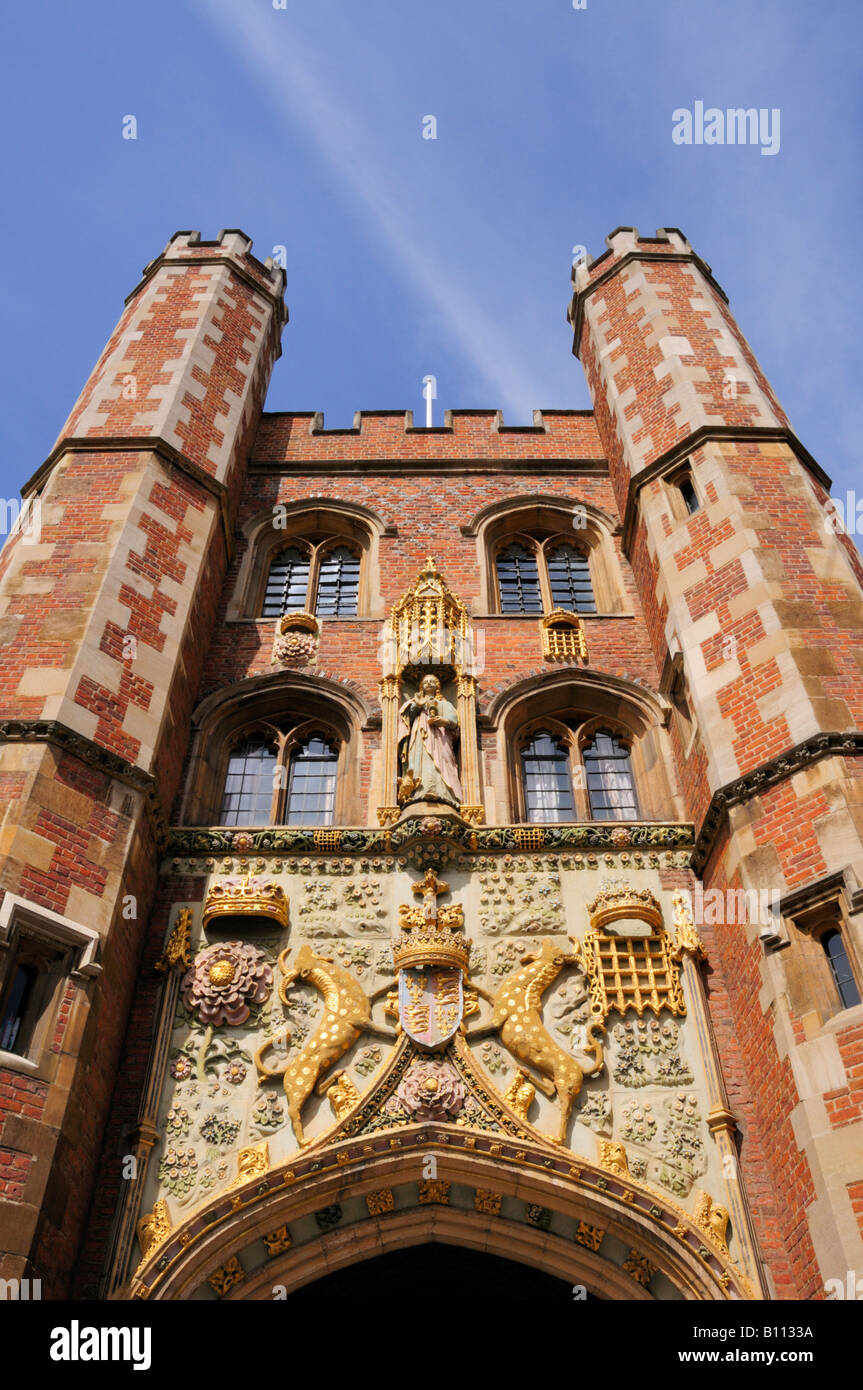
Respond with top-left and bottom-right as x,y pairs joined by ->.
397,673 -> 462,808
470,937 -> 604,1144
254,943 -> 395,1146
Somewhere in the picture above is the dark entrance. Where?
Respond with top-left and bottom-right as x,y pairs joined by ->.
289,1243 -> 589,1300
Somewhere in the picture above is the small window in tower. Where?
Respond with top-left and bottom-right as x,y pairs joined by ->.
315,545 -> 360,617
219,737 -> 279,826
285,735 -> 339,825
0,962 -> 39,1054
677,472 -> 700,515
496,543 -> 542,614
821,929 -> 862,1010
520,730 -> 574,823
262,547 -> 311,619
546,543 -> 597,613
582,730 -> 639,821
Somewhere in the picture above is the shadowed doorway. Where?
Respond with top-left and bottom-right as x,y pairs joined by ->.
287,1243 -> 593,1300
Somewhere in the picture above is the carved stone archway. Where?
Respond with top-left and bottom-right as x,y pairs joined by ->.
127,1131 -> 755,1302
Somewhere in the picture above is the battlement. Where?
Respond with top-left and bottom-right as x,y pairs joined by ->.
128,227 -> 288,319
567,226 -> 728,351
252,407 -> 605,466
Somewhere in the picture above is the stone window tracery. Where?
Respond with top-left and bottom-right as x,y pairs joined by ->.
494,533 -> 596,615
261,538 -> 361,619
516,719 -> 639,824
217,724 -> 341,827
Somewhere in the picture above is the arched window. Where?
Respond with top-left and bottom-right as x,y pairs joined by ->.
219,736 -> 278,826
520,730 -> 574,822
582,731 -> 639,820
496,543 -> 542,614
495,535 -> 600,615
821,929 -> 861,1010
546,544 -> 596,613
262,547 -> 311,619
285,735 -> 339,825
216,727 -> 343,827
315,545 -> 360,617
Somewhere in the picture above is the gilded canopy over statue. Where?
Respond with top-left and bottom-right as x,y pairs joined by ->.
377,558 -> 483,825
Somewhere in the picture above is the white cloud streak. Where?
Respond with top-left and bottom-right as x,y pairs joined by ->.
195,0 -> 546,416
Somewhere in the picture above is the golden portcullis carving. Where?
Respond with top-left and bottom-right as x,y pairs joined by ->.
581,884 -> 685,1019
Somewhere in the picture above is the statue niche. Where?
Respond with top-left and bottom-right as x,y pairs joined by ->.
377,558 -> 483,827
397,673 -> 462,809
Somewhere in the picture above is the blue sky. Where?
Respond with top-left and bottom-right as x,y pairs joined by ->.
1,0 -> 860,502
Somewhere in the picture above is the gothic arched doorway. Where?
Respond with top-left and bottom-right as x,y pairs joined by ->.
286,1242 -> 588,1301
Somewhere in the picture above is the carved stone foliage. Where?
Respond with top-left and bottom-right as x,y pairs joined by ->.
609,1016 -> 694,1088
476,856 -> 564,935
296,877 -> 389,937
577,1089 -> 612,1136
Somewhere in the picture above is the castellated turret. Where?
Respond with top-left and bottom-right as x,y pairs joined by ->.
0,230 -> 287,1293
570,226 -> 863,1290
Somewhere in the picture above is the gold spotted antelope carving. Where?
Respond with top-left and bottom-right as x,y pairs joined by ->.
470,938 -> 604,1144
254,943 -> 395,1146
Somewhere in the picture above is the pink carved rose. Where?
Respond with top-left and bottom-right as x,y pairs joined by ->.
396,1059 -> 465,1121
181,941 -> 273,1027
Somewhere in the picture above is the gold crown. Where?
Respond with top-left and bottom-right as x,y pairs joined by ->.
587,882 -> 663,933
393,902 -> 470,972
202,877 -> 289,931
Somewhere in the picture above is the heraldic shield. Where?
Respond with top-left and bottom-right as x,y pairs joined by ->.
394,869 -> 470,1050
398,966 -> 463,1048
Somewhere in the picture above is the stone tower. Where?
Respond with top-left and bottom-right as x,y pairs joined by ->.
569,226 -> 863,1297
0,231 -> 287,1293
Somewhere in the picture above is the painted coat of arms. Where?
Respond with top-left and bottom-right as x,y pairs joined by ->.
398,967 -> 463,1048
393,869 -> 470,1050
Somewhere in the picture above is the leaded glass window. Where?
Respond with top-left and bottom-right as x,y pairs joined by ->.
262,547 -> 311,618
822,929 -> 861,1010
520,730 -> 574,823
219,737 -> 278,825
583,731 -> 638,821
285,736 -> 339,825
496,543 -> 542,614
315,546 -> 360,617
547,543 -> 596,612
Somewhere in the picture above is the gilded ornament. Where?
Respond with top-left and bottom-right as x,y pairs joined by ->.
366,1189 -> 395,1216
263,1225 -> 293,1257
670,890 -> 708,962
598,1140 -> 631,1177
202,877 -> 289,932
181,941 -> 273,1027
394,868 -> 469,973
581,901 -> 686,1021
503,1069 -> 537,1122
574,1221 -> 604,1251
474,1189 -> 503,1215
155,909 -> 192,973
692,1189 -> 730,1253
254,942 -> 395,1145
229,1142 -> 269,1190
623,1251 -> 656,1287
136,1199 -> 172,1262
418,1179 -> 451,1205
468,938 -> 604,1144
325,1070 -> 361,1119
208,1256 -> 245,1298
540,609 -> 588,661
